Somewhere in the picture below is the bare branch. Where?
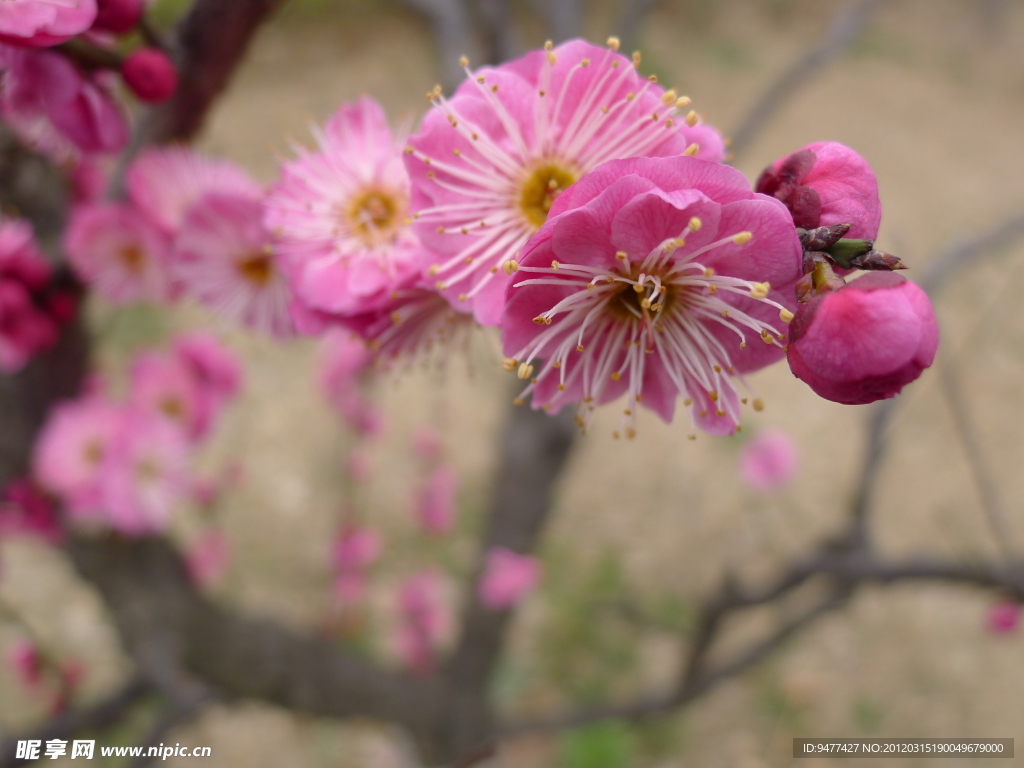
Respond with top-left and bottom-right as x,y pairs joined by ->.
0,678 -> 151,768
728,0 -> 885,161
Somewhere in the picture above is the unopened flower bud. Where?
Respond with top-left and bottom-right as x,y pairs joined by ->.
786,273 -> 938,405
122,48 -> 178,104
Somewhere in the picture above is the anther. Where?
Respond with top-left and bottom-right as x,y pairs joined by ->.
576,344 -> 585,352
676,96 -> 692,108
502,358 -> 518,372
661,89 -> 677,105
753,398 -> 765,412
703,267 -> 714,277
427,265 -> 439,276
547,51 -> 557,65
458,293 -> 466,301
551,260 -> 560,269
683,143 -> 700,157
708,391 -> 719,402
517,362 -> 534,380
544,40 -> 553,50
459,56 -> 469,67
760,329 -> 773,344
632,51 -> 641,66
739,342 -> 746,349
732,231 -> 753,245
689,217 -> 703,231
780,308 -> 794,323
581,58 -> 590,67
610,371 -> 621,381
503,259 -> 519,275
685,110 -> 699,126
607,36 -> 620,50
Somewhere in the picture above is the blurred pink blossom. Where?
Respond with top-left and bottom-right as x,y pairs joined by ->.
0,478 -> 61,542
345,449 -> 372,483
412,426 -> 441,462
739,430 -> 798,491
987,602 -> 1020,635
415,464 -> 456,535
7,639 -> 43,689
478,547 -> 541,609
395,570 -> 448,675
0,0 -> 96,47
331,525 -> 381,607
184,529 -> 230,589
121,47 -> 177,104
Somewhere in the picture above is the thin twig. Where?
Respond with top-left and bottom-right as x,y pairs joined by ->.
0,678 -> 151,768
728,0 -> 885,161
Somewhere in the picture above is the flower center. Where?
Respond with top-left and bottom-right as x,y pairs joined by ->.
518,162 -> 578,230
160,396 -> 184,420
237,253 -> 273,286
346,189 -> 401,247
83,440 -> 103,465
118,245 -> 145,272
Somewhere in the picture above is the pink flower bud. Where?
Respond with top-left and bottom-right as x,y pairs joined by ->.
987,602 -> 1020,635
739,430 -> 798,491
786,273 -> 938,405
92,0 -> 142,34
7,640 -> 43,689
478,547 -> 540,609
414,464 -> 456,535
121,48 -> 177,104
757,141 -> 881,239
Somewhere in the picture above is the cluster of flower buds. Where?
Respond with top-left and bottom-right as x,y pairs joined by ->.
6,639 -> 84,715
0,218 -> 77,374
756,144 -> 939,405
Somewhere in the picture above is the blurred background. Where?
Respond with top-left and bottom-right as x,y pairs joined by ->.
2,0 -> 1024,765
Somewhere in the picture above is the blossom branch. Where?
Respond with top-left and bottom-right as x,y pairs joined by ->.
728,0 -> 885,160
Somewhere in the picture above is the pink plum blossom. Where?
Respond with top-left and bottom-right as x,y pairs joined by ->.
739,430 -> 798,491
0,43 -> 127,154
0,478 -> 61,542
478,547 -> 540,609
0,0 -> 96,47
32,395 -> 122,517
97,407 -> 190,535
987,602 -> 1020,635
184,529 -> 230,589
332,525 -> 381,606
756,142 -> 881,239
395,570 -> 449,675
64,201 -> 173,304
171,193 -> 293,337
126,146 -> 262,236
173,332 -> 243,410
265,97 -> 420,320
0,218 -> 61,372
786,272 -> 938,405
501,155 -> 802,437
265,98 -> 467,363
121,47 -> 176,104
7,639 -> 43,689
406,39 -> 725,326
318,330 -> 384,435
414,464 -> 456,535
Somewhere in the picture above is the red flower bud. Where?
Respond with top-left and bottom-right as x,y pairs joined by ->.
92,0 -> 142,34
121,48 -> 177,104
786,272 -> 938,405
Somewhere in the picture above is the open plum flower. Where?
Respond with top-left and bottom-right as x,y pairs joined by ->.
406,38 -> 724,326
266,97 -> 466,362
501,156 -> 802,437
756,141 -> 881,239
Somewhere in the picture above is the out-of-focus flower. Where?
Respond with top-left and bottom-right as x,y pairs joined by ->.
91,0 -> 140,34
7,639 -> 43,689
406,38 -> 725,326
64,201 -> 172,304
0,478 -> 61,542
0,0 -> 96,47
121,47 -> 177,104
97,407 -> 190,535
987,602 -> 1020,635
394,570 -> 448,675
318,330 -> 385,435
331,524 -> 381,606
787,273 -> 938,405
184,528 -> 230,589
478,547 -> 540,609
173,333 -> 243,413
32,396 -> 122,517
172,193 -> 293,337
756,142 -> 881,239
739,430 -> 798,491
501,155 -> 802,437
0,43 -> 127,154
126,146 -> 262,236
345,449 -> 372,483
414,464 -> 456,535
412,426 -> 441,462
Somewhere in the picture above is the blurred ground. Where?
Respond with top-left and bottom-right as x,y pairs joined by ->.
3,0 -> 1024,766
